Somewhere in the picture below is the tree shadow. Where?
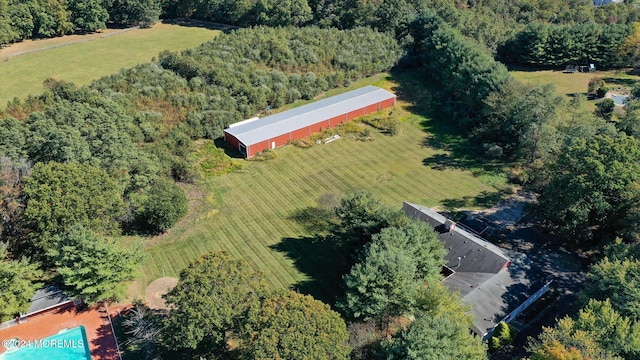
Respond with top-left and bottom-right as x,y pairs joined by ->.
388,70 -> 505,178
213,137 -> 244,159
600,77 -> 637,87
439,190 -> 508,212
270,236 -> 350,307
91,321 -> 121,360
162,18 -> 239,34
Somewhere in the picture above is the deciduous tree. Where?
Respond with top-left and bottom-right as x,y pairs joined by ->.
241,291 -> 351,360
581,257 -> 640,322
162,252 -> 266,356
527,299 -> 640,360
331,190 -> 404,253
23,162 -> 125,254
66,0 -> 108,31
132,177 -> 188,234
537,133 -> 640,244
384,312 -> 487,360
340,241 -> 419,323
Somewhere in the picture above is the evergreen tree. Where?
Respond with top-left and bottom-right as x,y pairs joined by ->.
0,243 -> 41,322
49,225 -> 143,303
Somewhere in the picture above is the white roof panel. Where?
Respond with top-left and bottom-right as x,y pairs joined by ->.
224,85 -> 395,145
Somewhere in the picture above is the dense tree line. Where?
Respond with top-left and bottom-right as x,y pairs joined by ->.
3,0 -> 637,58
0,0 -> 160,45
500,22 -> 631,68
408,12 -> 510,130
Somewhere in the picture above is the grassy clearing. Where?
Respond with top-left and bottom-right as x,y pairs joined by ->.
509,66 -> 638,110
0,23 -> 220,106
130,72 -> 508,304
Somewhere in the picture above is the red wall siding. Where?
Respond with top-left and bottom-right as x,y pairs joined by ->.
346,108 -> 365,121
272,133 -> 290,148
225,132 -> 239,149
328,115 -> 345,127
249,140 -> 270,157
291,127 -> 310,140
365,103 -> 380,115
380,97 -> 396,109
310,120 -> 330,133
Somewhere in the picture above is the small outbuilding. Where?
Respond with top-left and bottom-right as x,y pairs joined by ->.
223,86 -> 396,158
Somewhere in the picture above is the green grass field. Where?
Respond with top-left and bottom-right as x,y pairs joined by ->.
0,23 -> 220,106
130,73 -> 508,303
509,66 -> 638,110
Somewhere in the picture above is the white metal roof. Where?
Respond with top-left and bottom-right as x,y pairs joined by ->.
224,85 -> 395,146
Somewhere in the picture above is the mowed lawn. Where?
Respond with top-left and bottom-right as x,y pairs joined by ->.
132,75 -> 504,302
0,23 -> 220,106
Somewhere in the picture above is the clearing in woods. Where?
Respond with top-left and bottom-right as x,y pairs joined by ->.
0,22 -> 220,106
509,65 -> 638,110
130,72 -> 509,304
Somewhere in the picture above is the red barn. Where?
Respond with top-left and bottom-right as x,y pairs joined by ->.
223,86 -> 396,158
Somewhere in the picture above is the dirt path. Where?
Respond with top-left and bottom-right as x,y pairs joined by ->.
0,26 -> 139,60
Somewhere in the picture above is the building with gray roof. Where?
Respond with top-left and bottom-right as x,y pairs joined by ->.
224,86 -> 396,158
403,202 -> 514,337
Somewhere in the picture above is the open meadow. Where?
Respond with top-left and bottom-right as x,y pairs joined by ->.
509,66 -> 638,110
131,73 -> 508,303
0,22 -> 220,106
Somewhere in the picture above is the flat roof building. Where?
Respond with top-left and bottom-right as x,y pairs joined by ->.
224,86 -> 396,158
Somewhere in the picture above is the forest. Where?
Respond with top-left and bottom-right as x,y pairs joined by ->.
2,0 -> 640,359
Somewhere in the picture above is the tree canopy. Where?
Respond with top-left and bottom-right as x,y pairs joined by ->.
0,243 -> 41,322
331,190 -> 405,253
580,256 -> 640,322
162,252 -> 266,356
48,225 -> 143,303
385,311 -> 487,360
528,299 -> 640,360
241,291 -> 351,360
131,177 -> 188,234
339,220 -> 445,323
22,161 -> 125,254
537,133 -> 640,244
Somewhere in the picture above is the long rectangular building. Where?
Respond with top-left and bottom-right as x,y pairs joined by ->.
224,85 -> 396,158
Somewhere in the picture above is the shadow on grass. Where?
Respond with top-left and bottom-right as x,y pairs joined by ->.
439,190 -> 508,211
505,64 -> 560,72
213,137 -> 245,159
270,236 -> 350,307
601,77 -> 637,87
163,18 -> 239,34
388,70 -> 506,179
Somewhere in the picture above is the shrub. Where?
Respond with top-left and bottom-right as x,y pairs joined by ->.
489,321 -> 516,352
338,121 -> 363,135
248,149 -> 277,161
597,86 -> 610,98
588,77 -> 605,96
133,178 -> 188,234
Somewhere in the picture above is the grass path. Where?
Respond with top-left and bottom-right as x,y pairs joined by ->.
130,74 -> 506,302
0,23 -> 220,106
